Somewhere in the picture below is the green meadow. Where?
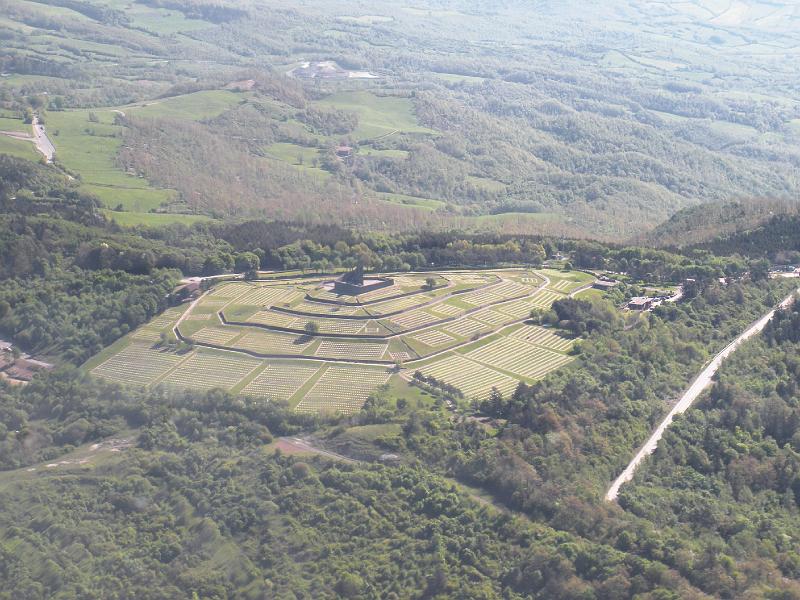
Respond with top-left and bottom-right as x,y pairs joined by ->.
0,135 -> 40,161
45,91 -> 244,222
102,209 -> 213,228
314,91 -> 436,140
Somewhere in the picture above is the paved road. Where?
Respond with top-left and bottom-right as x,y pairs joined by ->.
31,115 -> 55,163
605,287 -> 800,502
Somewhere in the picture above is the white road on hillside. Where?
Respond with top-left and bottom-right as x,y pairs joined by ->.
605,287 -> 800,502
31,115 -> 55,163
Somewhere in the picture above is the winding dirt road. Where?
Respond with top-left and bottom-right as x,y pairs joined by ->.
605,287 -> 800,502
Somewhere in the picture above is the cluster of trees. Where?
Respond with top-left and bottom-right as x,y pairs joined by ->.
567,239 -> 752,282
296,106 -> 358,136
202,220 -> 552,273
544,296 -> 621,337
412,370 -> 464,398
0,268 -> 177,363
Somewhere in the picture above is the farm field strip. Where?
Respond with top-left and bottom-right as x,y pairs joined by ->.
163,353 -> 262,391
315,340 -> 388,360
466,337 -> 573,380
510,325 -> 574,352
240,363 -> 321,402
232,331 -> 311,354
92,343 -> 184,386
185,314 -> 213,321
416,354 -> 518,399
295,366 -> 391,414
413,329 -> 456,347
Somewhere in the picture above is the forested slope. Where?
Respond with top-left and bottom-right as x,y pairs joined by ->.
3,0 -> 800,236
620,301 -> 800,598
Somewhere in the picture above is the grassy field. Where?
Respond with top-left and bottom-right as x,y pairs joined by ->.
47,110 -> 135,188
0,135 -> 40,161
84,184 -> 175,213
314,91 -> 436,140
0,115 -> 29,133
102,0 -> 212,34
86,268 -> 590,413
124,90 -> 244,121
376,192 -> 446,210
101,209 -> 214,227
264,142 -> 332,179
43,91 -> 244,223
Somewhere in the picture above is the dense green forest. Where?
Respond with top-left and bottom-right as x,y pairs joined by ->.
620,302 -> 800,598
0,373 -> 703,600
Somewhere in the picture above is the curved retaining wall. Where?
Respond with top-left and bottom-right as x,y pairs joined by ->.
304,281 -> 449,307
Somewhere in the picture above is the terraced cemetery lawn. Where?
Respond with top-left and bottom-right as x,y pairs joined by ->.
416,354 -> 518,400
87,268 -> 590,412
510,325 -> 575,352
92,343 -> 186,386
295,366 -> 392,414
465,337 -> 573,380
315,340 -> 389,361
240,363 -> 321,405
164,352 -> 262,392
231,330 -> 311,355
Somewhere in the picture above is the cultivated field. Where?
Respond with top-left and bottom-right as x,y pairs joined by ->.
89,268 -> 588,412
